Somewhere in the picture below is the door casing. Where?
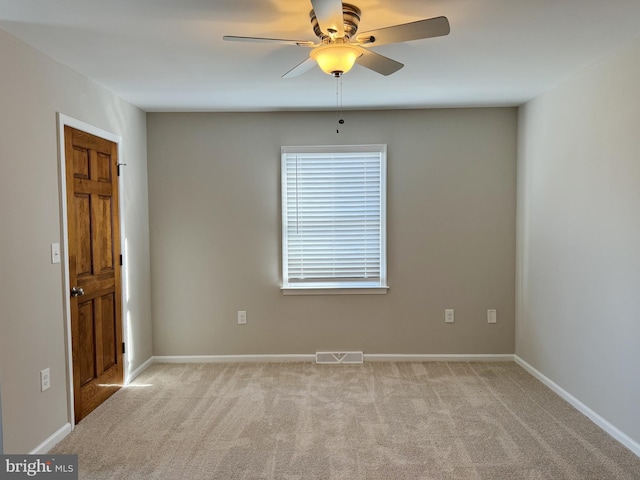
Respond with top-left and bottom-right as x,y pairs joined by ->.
57,113 -> 129,427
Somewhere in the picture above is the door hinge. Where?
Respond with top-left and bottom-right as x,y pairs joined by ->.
119,254 -> 123,266
122,342 -> 126,354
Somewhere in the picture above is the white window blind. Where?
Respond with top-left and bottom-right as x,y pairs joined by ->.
281,145 -> 387,291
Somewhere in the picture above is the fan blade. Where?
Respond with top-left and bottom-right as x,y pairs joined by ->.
310,0 -> 345,37
223,35 -> 314,47
356,16 -> 450,46
355,47 -> 403,76
282,57 -> 317,78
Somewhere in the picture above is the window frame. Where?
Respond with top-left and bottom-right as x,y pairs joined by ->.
280,144 -> 388,295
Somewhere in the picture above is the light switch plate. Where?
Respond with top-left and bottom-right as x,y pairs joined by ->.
51,243 -> 61,264
487,309 -> 497,324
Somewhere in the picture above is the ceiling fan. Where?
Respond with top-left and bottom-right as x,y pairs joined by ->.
223,0 -> 450,78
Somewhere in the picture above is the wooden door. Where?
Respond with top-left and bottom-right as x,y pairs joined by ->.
65,126 -> 123,423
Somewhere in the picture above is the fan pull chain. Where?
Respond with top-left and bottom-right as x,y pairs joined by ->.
336,74 -> 344,133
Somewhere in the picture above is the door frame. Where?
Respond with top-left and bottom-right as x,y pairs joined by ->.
57,113 -> 129,428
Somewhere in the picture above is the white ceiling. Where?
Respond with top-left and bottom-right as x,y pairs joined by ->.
2,0 -> 640,112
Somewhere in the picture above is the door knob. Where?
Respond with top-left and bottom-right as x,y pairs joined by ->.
70,287 -> 85,297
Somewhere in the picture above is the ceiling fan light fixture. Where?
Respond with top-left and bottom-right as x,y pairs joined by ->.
310,44 -> 360,76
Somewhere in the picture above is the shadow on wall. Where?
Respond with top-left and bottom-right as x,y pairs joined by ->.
0,383 -> 3,453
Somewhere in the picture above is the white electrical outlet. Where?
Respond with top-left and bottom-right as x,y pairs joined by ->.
487,309 -> 497,324
237,310 -> 247,325
40,368 -> 51,392
445,309 -> 455,323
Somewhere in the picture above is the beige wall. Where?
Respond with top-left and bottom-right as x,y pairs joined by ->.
147,108 -> 517,356
0,29 -> 152,453
517,37 -> 640,445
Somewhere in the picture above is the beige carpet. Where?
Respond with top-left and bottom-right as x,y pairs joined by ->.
51,362 -> 640,479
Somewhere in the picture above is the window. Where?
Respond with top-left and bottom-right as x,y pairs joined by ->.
281,145 -> 388,294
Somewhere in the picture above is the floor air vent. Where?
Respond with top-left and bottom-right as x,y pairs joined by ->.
316,351 -> 364,364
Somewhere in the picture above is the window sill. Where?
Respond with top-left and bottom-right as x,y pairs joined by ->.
281,286 -> 389,296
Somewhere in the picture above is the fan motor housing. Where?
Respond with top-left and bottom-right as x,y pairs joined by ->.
310,3 -> 361,40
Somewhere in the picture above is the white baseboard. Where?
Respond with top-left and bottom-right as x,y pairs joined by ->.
153,354 -> 316,363
152,353 -> 514,364
364,353 -> 515,362
31,423 -> 72,454
127,356 -> 154,384
514,355 -> 640,458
